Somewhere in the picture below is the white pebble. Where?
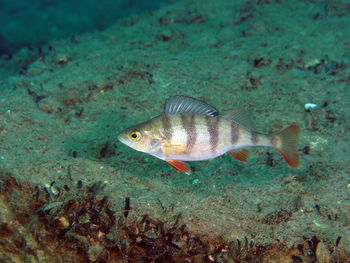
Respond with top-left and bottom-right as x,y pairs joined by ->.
305,103 -> 317,110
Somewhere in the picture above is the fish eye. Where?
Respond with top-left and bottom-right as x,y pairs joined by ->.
129,130 -> 141,141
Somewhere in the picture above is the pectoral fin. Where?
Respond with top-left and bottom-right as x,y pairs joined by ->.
165,159 -> 191,175
228,149 -> 249,162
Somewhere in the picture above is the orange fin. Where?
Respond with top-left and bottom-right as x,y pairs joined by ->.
275,124 -> 300,168
228,149 -> 249,162
166,160 -> 191,175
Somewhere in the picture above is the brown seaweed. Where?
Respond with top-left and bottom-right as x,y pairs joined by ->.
0,171 -> 348,263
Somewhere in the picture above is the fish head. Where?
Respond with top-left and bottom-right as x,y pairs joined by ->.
118,121 -> 161,154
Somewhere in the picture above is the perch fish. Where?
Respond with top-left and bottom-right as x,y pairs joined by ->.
118,95 -> 300,174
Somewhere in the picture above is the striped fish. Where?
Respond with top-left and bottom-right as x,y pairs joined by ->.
118,95 -> 300,174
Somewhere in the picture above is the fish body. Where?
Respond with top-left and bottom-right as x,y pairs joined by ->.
118,96 -> 299,174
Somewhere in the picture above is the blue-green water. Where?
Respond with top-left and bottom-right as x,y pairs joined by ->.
0,0 -> 169,55
0,0 -> 349,262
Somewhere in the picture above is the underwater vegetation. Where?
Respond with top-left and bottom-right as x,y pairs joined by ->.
0,171 -> 348,263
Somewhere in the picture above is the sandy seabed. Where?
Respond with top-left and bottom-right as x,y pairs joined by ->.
0,0 -> 349,262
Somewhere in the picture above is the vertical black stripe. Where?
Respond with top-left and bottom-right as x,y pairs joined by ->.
181,114 -> 197,154
270,136 -> 277,147
206,115 -> 219,154
231,122 -> 239,145
251,132 -> 259,145
161,114 -> 172,140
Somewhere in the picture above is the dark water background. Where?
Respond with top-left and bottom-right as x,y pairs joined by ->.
0,0 -> 169,55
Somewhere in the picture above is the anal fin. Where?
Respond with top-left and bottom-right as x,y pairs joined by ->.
166,159 -> 191,175
228,149 -> 249,162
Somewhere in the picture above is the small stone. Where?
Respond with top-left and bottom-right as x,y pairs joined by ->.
38,96 -> 62,114
156,30 -> 173,41
56,54 -> 71,65
26,60 -> 49,76
88,244 -> 103,262
316,241 -> 332,263
61,87 -> 81,106
58,216 -> 70,229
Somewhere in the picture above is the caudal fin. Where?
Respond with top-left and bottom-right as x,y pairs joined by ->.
275,124 -> 300,168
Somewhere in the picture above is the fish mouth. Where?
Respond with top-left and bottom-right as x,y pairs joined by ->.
117,133 -> 130,146
117,133 -> 124,143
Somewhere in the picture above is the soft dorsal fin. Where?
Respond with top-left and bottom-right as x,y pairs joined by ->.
164,95 -> 218,117
223,107 -> 255,130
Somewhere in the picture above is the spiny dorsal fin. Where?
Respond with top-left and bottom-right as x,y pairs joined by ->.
164,95 -> 218,117
223,107 -> 255,130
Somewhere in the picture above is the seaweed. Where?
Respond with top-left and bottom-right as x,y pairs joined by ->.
0,171 -> 348,262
